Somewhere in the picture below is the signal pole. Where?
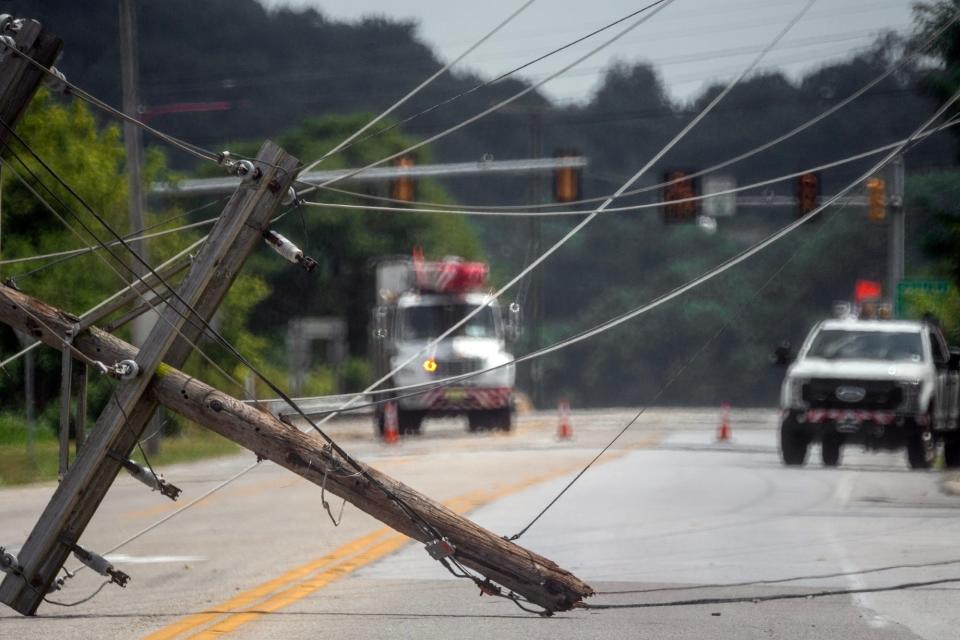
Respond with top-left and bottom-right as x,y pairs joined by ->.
887,155 -> 905,306
527,107 -> 544,409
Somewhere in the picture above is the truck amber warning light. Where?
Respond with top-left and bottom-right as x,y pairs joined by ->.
423,357 -> 438,373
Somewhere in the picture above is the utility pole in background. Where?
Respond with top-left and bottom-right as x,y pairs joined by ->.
119,0 -> 162,452
887,155 -> 905,305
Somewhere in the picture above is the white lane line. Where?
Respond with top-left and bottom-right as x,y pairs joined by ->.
824,475 -> 890,629
833,471 -> 855,507
104,554 -> 205,565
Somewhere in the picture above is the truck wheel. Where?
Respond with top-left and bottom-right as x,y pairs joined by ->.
398,409 -> 424,435
493,407 -> 513,432
780,419 -> 809,466
821,434 -> 842,467
906,416 -> 935,470
468,411 -> 489,432
944,434 -> 960,469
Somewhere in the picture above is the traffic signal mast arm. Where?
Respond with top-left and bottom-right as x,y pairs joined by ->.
0,283 -> 594,614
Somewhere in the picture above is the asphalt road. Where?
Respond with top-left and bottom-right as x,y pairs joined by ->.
2,407 -> 960,639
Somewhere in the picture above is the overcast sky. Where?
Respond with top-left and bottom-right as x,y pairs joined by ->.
258,0 -> 917,104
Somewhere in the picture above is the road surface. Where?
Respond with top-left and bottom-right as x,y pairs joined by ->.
2,407 -> 959,639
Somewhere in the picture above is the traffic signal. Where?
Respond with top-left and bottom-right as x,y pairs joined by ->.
796,172 -> 820,218
390,155 -> 417,202
553,149 -> 581,203
662,170 -> 698,223
866,177 -> 886,223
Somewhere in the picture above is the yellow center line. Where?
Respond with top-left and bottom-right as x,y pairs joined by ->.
146,434 -> 660,639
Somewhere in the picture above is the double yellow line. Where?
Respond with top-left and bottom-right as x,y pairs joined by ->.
145,439 -> 654,639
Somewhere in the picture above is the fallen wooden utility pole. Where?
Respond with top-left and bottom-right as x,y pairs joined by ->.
0,283 -> 595,613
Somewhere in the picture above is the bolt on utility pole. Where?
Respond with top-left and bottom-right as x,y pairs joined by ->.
887,155 -> 905,305
0,141 -> 300,615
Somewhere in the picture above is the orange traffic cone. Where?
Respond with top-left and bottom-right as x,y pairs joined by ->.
383,401 -> 399,444
716,402 -> 732,442
557,398 -> 573,440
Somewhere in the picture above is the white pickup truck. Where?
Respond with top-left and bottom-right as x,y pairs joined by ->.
778,318 -> 960,469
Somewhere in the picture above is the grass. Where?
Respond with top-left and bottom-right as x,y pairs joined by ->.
0,420 -> 241,487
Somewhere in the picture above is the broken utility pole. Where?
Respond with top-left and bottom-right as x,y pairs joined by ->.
0,141 -> 300,614
0,13 -> 592,618
0,283 -> 595,613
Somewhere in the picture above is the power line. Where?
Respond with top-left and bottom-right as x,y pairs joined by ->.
312,0 -> 677,164
2,45 -> 220,165
301,0 -> 538,174
293,0 -> 677,201
309,12 -> 956,213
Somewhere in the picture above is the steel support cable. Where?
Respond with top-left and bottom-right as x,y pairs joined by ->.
602,557 -> 960,595
0,235 -> 205,374
0,155 -> 253,401
303,0 -> 674,169
63,461 -> 261,579
0,201 -> 223,268
502,84 -> 960,542
293,0 -> 677,201
299,116 -> 960,219
0,124 -> 263,398
297,10 -> 959,212
579,577 -> 960,610
301,0 -> 538,174
0,44 -> 219,165
0,125 -> 450,545
285,2 -> 814,451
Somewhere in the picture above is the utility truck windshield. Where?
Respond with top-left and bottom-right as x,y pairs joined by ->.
401,304 -> 497,340
807,329 -> 923,363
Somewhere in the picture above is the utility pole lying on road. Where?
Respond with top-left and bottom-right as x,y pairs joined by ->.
0,13 -> 592,616
0,283 -> 595,614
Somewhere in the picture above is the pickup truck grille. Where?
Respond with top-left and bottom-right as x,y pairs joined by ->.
436,358 -> 484,377
802,378 -> 902,410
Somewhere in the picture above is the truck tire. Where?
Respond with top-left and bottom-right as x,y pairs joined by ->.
468,410 -> 490,432
821,434 -> 842,467
906,414 -> 935,470
780,417 -> 809,466
944,434 -> 960,469
398,409 -> 424,435
492,407 -> 512,432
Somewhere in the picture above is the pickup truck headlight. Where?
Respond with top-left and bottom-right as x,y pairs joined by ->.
898,380 -> 921,412
784,377 -> 808,408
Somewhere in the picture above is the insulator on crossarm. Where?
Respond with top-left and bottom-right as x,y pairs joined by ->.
263,230 -> 318,273
69,543 -> 130,588
116,456 -> 182,501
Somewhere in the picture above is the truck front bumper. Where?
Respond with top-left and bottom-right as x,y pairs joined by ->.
782,408 -> 928,449
401,386 -> 512,411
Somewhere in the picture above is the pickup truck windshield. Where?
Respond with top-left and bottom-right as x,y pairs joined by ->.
807,329 -> 923,362
401,304 -> 497,340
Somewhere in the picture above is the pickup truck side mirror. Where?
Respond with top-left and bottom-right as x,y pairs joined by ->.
949,347 -> 960,372
504,302 -> 522,342
771,341 -> 794,366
